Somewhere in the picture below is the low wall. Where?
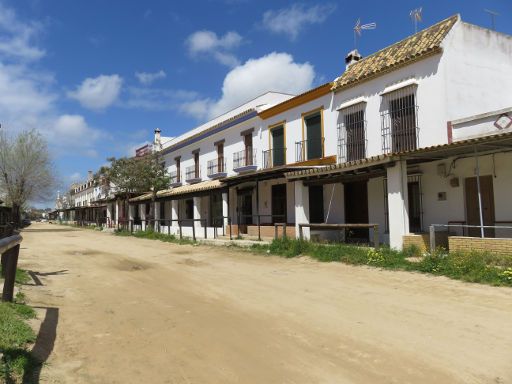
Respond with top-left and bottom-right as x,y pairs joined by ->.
403,232 -> 449,252
449,236 -> 512,255
247,225 -> 295,239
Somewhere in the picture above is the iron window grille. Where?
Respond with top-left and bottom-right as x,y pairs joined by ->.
337,103 -> 367,163
380,85 -> 419,154
169,170 -> 181,184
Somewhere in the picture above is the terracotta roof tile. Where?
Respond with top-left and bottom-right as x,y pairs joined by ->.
332,15 -> 459,91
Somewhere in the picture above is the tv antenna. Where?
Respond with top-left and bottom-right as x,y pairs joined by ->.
354,18 -> 376,49
410,7 -> 423,33
484,9 -> 499,31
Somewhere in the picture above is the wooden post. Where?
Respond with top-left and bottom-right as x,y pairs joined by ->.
179,220 -> 183,240
283,223 -> 287,239
373,225 -> 380,249
192,222 -> 196,241
204,219 -> 207,239
274,224 -> 278,240
429,225 -> 436,253
2,244 -> 19,302
299,224 -> 303,240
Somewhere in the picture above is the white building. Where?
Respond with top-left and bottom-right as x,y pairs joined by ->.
125,15 -> 512,251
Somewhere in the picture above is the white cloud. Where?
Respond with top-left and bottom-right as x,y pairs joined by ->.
135,70 -> 166,85
181,52 -> 315,120
185,30 -> 243,67
262,3 -> 336,40
0,2 -> 45,61
68,74 -> 123,110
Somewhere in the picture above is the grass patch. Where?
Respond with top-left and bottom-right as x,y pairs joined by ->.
114,229 -> 197,245
252,238 -> 512,287
0,301 -> 39,382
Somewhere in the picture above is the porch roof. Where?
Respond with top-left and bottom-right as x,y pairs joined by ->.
129,180 -> 225,203
285,131 -> 512,182
221,165 -> 318,186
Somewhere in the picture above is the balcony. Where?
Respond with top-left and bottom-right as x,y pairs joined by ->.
207,157 -> 227,179
185,165 -> 201,184
295,138 -> 324,163
233,148 -> 257,172
262,147 -> 286,169
170,171 -> 182,187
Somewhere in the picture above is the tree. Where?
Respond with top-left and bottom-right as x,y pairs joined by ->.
98,152 -> 170,223
0,129 -> 56,228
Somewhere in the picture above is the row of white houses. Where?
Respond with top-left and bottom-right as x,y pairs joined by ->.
58,15 -> 512,251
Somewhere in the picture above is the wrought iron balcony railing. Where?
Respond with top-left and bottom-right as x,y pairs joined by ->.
262,147 -> 286,168
233,148 -> 257,171
169,170 -> 182,186
185,165 -> 201,183
207,157 -> 227,178
295,138 -> 324,162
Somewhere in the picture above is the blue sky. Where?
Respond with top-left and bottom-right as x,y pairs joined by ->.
0,0 -> 510,205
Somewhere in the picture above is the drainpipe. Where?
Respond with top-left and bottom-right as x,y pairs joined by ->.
474,145 -> 485,238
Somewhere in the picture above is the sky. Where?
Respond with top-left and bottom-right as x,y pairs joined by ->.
0,0 -> 510,206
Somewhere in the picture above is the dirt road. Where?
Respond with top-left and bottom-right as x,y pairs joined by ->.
17,223 -> 512,383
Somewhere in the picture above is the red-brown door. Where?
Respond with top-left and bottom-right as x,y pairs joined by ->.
465,176 -> 495,237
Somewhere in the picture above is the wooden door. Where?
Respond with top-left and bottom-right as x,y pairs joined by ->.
244,134 -> 253,166
344,181 -> 369,243
465,176 -> 495,237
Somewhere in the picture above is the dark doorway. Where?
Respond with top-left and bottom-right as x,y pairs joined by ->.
344,181 -> 369,243
185,199 -> 194,224
271,184 -> 287,224
237,188 -> 253,233
408,181 -> 422,233
210,192 -> 223,227
308,185 -> 324,223
465,175 -> 495,237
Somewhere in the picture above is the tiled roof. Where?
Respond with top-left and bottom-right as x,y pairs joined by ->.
129,180 -> 224,202
332,15 -> 459,92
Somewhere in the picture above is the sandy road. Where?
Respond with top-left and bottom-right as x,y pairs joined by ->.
16,223 -> 512,383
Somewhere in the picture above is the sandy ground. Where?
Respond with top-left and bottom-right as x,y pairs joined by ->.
16,223 -> 512,383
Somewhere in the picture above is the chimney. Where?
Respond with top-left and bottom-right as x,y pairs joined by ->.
154,128 -> 162,149
87,170 -> 93,181
345,49 -> 362,69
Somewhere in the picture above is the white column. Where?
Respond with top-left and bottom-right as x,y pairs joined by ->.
154,201 -> 161,232
140,204 -> 146,231
386,160 -> 409,250
222,192 -> 229,228
193,196 -> 201,228
294,181 -> 310,240
114,201 -> 119,225
171,200 -> 178,223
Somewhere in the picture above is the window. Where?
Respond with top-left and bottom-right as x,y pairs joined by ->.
338,103 -> 366,162
381,86 -> 418,153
